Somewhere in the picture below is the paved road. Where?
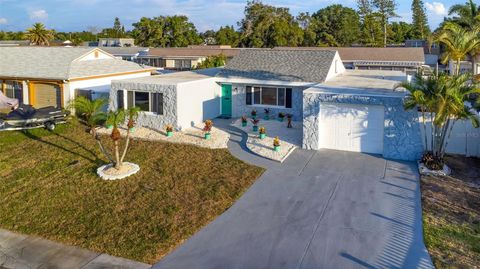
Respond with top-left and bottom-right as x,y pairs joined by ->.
152,120 -> 433,269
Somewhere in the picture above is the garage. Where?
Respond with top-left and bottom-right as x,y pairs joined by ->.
33,83 -> 62,108
318,103 -> 384,154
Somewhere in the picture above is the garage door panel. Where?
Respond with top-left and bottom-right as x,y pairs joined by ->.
319,103 -> 384,154
34,83 -> 61,108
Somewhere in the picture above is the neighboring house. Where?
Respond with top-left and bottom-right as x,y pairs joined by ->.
97,47 -> 150,61
98,38 -> 136,47
0,40 -> 31,47
109,49 -> 423,161
0,47 -> 154,108
140,45 -> 241,70
274,47 -> 425,72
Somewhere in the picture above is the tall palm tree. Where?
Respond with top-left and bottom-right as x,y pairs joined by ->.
449,0 -> 480,30
400,73 -> 480,168
436,22 -> 480,75
25,23 -> 54,46
396,71 -> 436,152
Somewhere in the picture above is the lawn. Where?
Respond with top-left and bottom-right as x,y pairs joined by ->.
421,155 -> 480,269
0,120 -> 264,264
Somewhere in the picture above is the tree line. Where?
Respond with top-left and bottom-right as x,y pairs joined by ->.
0,0 -> 473,48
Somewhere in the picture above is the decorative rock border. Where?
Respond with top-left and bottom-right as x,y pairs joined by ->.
418,162 -> 452,176
97,125 -> 230,149
97,162 -> 140,180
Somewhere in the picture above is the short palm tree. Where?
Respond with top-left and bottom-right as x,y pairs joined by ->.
106,107 -> 140,169
70,97 -> 113,163
25,23 -> 54,46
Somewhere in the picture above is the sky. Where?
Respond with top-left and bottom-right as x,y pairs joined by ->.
0,0 -> 466,33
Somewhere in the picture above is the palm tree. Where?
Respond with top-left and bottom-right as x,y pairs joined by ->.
448,0 -> 480,30
106,107 -> 140,169
400,73 -> 480,168
396,71 -> 435,152
436,22 -> 480,75
25,23 -> 54,46
70,97 -> 114,163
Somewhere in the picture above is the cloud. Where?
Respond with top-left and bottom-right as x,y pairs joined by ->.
425,2 -> 448,16
29,9 -> 48,20
0,17 -> 7,24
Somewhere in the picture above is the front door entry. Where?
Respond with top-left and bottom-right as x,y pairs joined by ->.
221,84 -> 232,118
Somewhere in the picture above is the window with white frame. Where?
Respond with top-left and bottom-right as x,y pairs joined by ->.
125,90 -> 163,115
245,86 -> 292,108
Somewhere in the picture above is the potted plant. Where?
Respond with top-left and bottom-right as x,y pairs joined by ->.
259,126 -> 266,139
203,119 -> 213,140
273,136 -> 281,152
251,109 -> 257,119
278,112 -> 286,122
251,119 -> 260,132
241,115 -> 248,127
264,108 -> 270,120
287,114 -> 293,128
165,124 -> 174,137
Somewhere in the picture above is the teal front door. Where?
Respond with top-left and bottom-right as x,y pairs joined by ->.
221,84 -> 232,118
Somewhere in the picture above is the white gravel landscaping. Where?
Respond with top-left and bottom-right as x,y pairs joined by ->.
232,118 -> 302,162
97,124 -> 230,149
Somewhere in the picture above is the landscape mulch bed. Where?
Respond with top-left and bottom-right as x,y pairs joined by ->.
421,155 -> 480,269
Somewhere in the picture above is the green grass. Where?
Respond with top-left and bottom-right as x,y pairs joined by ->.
0,120 -> 264,263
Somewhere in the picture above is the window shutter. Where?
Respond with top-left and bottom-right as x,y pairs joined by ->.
285,88 -> 292,108
117,90 -> 124,109
152,93 -> 163,115
246,86 -> 252,105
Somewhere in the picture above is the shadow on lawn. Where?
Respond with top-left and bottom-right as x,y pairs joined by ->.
21,130 -> 102,165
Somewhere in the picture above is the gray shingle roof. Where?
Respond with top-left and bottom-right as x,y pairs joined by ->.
220,49 -> 337,83
0,47 -> 151,80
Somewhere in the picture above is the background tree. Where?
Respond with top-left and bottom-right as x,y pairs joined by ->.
25,23 -> 54,46
389,21 -> 414,44
200,29 -> 216,45
296,12 -> 317,46
411,0 -> 430,39
312,5 -> 361,46
448,0 -> 480,30
238,0 -> 303,48
132,15 -> 202,47
357,0 -> 383,46
372,0 -> 398,47
195,54 -> 227,69
215,26 -> 240,46
101,17 -> 127,38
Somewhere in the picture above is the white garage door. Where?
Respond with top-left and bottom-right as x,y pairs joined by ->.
319,103 -> 384,154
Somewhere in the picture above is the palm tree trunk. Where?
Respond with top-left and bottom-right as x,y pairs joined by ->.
430,112 -> 435,154
120,131 -> 131,163
441,120 -> 456,159
438,119 -> 451,159
421,110 -> 428,151
114,141 -> 121,169
456,59 -> 461,76
91,128 -> 114,163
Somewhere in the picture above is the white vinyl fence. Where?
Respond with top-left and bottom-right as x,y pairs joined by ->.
420,115 -> 480,157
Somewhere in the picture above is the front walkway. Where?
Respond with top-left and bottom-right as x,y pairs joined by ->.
0,229 -> 150,269
152,119 -> 434,269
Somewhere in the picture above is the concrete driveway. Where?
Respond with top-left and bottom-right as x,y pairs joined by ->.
152,121 -> 433,269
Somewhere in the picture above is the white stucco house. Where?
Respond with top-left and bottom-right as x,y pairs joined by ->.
0,47 -> 154,109
109,49 -> 424,161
